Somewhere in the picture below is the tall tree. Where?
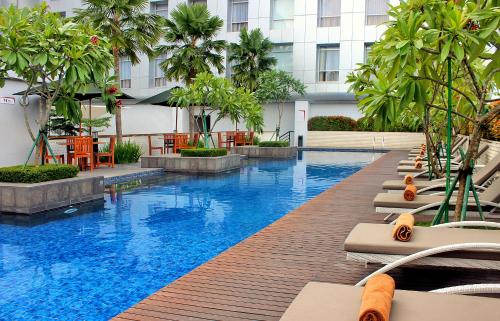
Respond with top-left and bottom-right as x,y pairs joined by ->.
75,0 -> 164,143
255,70 -> 306,140
347,0 -> 499,221
0,4 -> 115,162
156,3 -> 226,136
228,28 -> 277,92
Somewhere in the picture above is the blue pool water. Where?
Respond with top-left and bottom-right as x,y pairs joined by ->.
0,151 -> 382,321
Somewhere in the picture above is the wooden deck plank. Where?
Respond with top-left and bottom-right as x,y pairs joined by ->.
113,150 -> 500,320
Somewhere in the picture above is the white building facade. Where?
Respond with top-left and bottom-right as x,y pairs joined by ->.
0,0 -> 394,164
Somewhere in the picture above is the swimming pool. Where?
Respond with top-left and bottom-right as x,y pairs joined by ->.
0,151 -> 382,321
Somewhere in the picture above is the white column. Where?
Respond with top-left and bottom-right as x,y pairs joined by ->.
294,100 -> 309,147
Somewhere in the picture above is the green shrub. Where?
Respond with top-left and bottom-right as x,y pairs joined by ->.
0,164 -> 79,183
308,116 -> 357,131
250,135 -> 260,145
180,148 -> 228,157
258,141 -> 289,147
113,141 -> 143,164
357,117 -> 375,131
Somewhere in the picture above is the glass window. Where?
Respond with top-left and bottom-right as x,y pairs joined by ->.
119,57 -> 131,89
154,55 -> 167,87
366,0 -> 389,25
152,1 -> 168,18
318,0 -> 340,27
271,0 -> 294,30
364,43 -> 372,63
190,0 -> 207,5
229,0 -> 248,32
317,45 -> 339,82
271,44 -> 293,75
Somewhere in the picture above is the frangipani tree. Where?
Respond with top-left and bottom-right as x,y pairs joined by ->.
169,72 -> 263,147
0,4 -> 116,162
347,0 -> 499,220
255,70 -> 306,140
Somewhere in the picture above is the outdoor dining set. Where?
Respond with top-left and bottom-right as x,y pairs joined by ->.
43,135 -> 115,172
147,131 -> 255,155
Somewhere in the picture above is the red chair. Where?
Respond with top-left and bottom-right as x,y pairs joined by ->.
173,134 -> 191,153
164,133 -> 175,154
234,132 -> 246,146
95,136 -> 115,168
66,137 -> 75,164
40,142 -> 65,164
245,132 -> 255,145
73,136 -> 94,171
148,135 -> 164,155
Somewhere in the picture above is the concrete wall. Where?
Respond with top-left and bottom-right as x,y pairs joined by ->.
309,102 -> 362,120
0,79 -> 40,167
306,131 -> 426,149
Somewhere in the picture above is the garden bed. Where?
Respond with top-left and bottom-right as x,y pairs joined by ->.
233,145 -> 297,159
0,175 -> 104,215
141,154 -> 241,174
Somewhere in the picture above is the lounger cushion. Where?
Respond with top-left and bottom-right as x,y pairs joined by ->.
382,179 -> 445,191
344,223 -> 500,260
279,282 -> 500,321
373,193 -> 444,208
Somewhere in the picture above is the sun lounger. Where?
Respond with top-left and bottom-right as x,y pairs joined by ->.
374,177 -> 500,216
279,282 -> 500,321
344,222 -> 500,270
408,136 -> 467,157
398,145 -> 489,176
384,153 -> 500,192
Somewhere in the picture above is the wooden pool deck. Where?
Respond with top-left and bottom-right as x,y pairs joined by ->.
113,150 -> 500,321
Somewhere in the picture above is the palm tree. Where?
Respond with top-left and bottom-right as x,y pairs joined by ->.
228,28 -> 276,92
157,3 -> 226,136
75,0 -> 164,143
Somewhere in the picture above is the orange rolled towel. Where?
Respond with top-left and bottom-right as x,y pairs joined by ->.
403,174 -> 414,185
392,213 -> 415,242
404,184 -> 417,201
414,161 -> 423,169
358,274 -> 395,321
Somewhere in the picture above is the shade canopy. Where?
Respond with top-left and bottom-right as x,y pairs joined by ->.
13,85 -> 135,101
138,87 -> 181,106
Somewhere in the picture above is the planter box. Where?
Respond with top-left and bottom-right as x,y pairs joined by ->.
0,176 -> 104,215
141,154 -> 241,174
233,146 -> 297,159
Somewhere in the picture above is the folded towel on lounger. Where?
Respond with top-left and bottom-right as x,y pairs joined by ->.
358,274 -> 395,321
403,174 -> 414,185
391,213 -> 415,242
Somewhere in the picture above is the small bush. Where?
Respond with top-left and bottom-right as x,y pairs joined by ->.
0,164 -> 79,183
114,141 -> 143,164
180,148 -> 228,157
250,135 -> 261,145
357,117 -> 375,131
308,116 -> 357,131
258,141 -> 289,147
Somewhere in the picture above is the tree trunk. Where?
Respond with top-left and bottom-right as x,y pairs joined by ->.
453,124 -> 483,220
113,46 -> 123,144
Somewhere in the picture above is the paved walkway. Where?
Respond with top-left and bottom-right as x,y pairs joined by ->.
113,150 -> 500,321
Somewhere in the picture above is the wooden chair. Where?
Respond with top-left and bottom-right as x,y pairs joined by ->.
95,136 -> 115,168
245,131 -> 255,145
73,136 -> 94,171
225,131 -> 236,149
40,141 -> 65,164
164,133 -> 175,154
235,132 -> 246,146
173,134 -> 191,153
66,137 -> 75,164
148,135 -> 164,155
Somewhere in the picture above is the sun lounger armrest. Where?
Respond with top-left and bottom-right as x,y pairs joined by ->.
431,284 -> 500,295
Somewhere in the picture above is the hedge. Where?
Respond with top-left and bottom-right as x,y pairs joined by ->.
180,148 -> 228,157
308,116 -> 358,131
258,141 -> 289,147
0,164 -> 79,183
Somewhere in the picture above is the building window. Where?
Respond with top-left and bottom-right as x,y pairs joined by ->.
271,0 -> 294,30
318,0 -> 340,27
271,44 -> 293,75
154,55 -> 167,87
317,45 -> 339,82
364,43 -> 372,63
190,0 -> 207,5
119,57 -> 132,89
226,51 -> 235,79
366,0 -> 389,25
152,1 -> 168,18
229,0 -> 248,32
56,11 -> 66,18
